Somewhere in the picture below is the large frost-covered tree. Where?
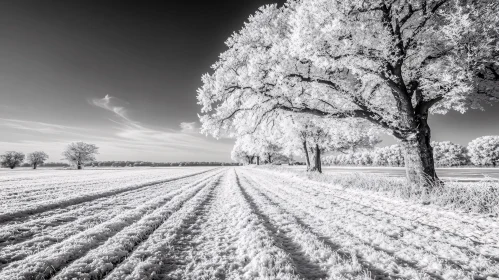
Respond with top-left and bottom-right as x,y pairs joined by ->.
198,1 -> 499,187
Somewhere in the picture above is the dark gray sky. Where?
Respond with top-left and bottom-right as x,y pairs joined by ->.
0,0 -> 497,161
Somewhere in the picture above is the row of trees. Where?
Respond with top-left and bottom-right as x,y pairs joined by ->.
229,115 -> 380,173
0,142 -> 99,169
1,142 -> 240,169
324,136 -> 499,167
197,0 -> 499,188
0,151 -> 48,169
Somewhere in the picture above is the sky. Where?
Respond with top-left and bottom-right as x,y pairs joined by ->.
0,0 -> 498,162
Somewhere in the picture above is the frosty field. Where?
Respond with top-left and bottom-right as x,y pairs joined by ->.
0,167 -> 498,280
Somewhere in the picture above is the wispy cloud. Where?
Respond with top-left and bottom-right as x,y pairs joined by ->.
0,118 -> 75,134
179,122 -> 199,133
90,94 -> 142,128
1,96 -> 233,162
87,95 -> 233,159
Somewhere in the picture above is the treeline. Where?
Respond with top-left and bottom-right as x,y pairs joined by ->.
2,141 -> 241,169
13,161 -> 240,168
86,161 -> 240,167
324,137 -> 499,167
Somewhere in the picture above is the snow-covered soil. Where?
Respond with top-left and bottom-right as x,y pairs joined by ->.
0,167 -> 497,279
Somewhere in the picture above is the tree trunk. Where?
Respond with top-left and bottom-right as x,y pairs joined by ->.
309,144 -> 322,173
33,163 -> 37,169
77,163 -> 82,170
256,156 -> 260,165
267,154 -> 271,164
400,117 -> 439,189
302,141 -> 311,170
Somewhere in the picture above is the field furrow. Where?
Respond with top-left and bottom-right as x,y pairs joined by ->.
0,170 -> 223,270
0,168 -> 214,206
258,169 -> 499,243
103,172 -> 223,279
0,168 -> 217,224
51,170 -> 225,280
256,170 -> 499,268
0,169 -> 220,248
0,167 -> 496,280
0,169 -> 222,279
236,171 -> 366,280
163,170 -> 244,279
241,169 -> 499,279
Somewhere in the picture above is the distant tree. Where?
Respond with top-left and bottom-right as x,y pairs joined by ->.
0,151 -> 25,169
385,145 -> 405,167
372,149 -> 389,167
431,141 -> 469,167
62,142 -> 99,170
468,136 -> 499,167
27,151 -> 49,169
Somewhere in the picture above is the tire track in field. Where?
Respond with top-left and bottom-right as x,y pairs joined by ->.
166,170 -> 243,280
0,169 -> 219,250
1,170 -> 203,208
258,169 -> 498,249
0,168 -> 219,225
0,171 -> 223,270
155,177 -> 222,279
279,177 -> 499,272
252,170 -> 499,276
51,172 -> 225,280
1,185 -> 166,248
234,171 -> 328,280
0,170 -> 225,279
239,171 -> 413,280
243,170 -> 474,280
259,169 -> 499,245
103,173 -> 224,280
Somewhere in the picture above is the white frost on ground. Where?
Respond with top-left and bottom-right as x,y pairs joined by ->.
0,167 -> 497,280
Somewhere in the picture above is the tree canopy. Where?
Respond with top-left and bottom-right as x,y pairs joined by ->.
62,142 -> 99,170
0,151 -> 25,169
198,0 -> 499,186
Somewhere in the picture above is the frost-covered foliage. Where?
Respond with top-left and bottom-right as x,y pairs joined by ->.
230,134 -> 291,165
325,145 -> 404,166
231,137 -> 257,164
230,113 -> 378,169
27,151 -> 49,169
0,151 -> 25,169
62,142 -> 99,169
198,0 -> 499,184
325,138 -> 499,167
431,141 -> 469,166
468,136 -> 499,166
